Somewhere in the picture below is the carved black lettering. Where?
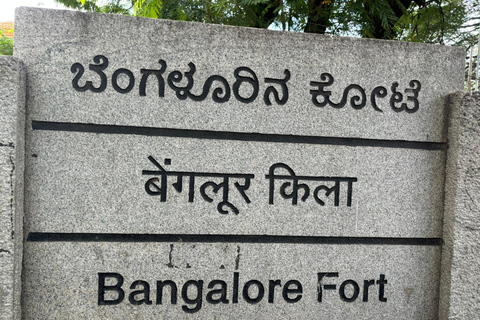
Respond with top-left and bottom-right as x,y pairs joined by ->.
233,272 -> 239,304
268,280 -> 281,303
200,177 -> 238,215
264,69 -> 290,105
333,84 -> 366,109
404,80 -> 421,113
156,280 -> 178,304
167,62 -> 195,100
311,73 -> 420,113
98,273 -> 125,306
313,184 -> 335,206
243,280 -> 265,304
282,280 -> 302,303
376,274 -> 388,302
339,279 -> 360,302
71,55 -> 108,93
390,80 -> 421,113
190,75 -> 231,103
128,280 -> 152,305
140,59 -> 167,97
266,163 -> 357,207
206,280 -> 229,304
144,177 -> 163,197
112,68 -> 135,94
233,67 -> 259,103
317,272 -> 338,302
181,280 -> 203,313
310,73 -> 333,107
167,62 -> 231,103
143,156 -> 253,214
370,86 -> 387,112
390,82 -> 405,112
363,279 -> 375,302
310,73 -> 366,109
71,63 -> 87,92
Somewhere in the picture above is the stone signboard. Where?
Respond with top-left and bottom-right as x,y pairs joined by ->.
0,56 -> 24,320
5,6 -> 468,319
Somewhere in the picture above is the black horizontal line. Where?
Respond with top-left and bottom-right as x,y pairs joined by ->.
142,170 -> 254,178
27,233 -> 443,246
32,121 -> 447,150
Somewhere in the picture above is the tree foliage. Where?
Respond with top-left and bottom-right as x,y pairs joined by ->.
56,0 -> 132,14
0,31 -> 14,56
53,0 -> 479,48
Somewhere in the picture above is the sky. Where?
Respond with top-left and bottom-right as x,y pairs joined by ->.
0,0 -> 69,22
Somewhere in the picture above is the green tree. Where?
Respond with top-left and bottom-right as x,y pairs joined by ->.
54,0 -> 478,48
0,31 -> 13,56
56,0 -> 132,14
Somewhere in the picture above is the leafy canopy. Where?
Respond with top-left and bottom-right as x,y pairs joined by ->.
52,0 -> 477,48
0,30 -> 13,56
0,0 -> 477,57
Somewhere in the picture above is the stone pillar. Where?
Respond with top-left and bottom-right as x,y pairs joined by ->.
0,56 -> 25,320
441,92 -> 480,319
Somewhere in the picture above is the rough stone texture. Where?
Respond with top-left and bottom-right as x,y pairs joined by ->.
14,6 -> 461,240
14,7 -> 464,143
13,7 -> 465,319
25,132 -> 446,238
440,92 -> 480,319
22,242 -> 441,319
0,56 -> 25,320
